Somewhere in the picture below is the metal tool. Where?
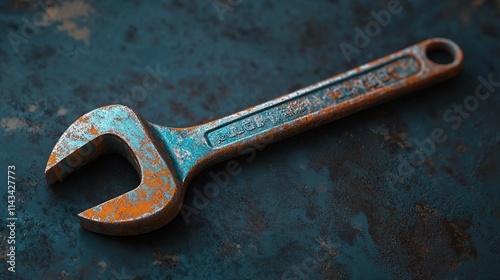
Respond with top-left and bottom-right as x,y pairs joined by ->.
45,38 -> 463,236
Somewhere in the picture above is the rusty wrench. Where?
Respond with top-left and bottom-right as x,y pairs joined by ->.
45,38 -> 463,236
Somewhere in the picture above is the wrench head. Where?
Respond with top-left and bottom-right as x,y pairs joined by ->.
45,105 -> 182,235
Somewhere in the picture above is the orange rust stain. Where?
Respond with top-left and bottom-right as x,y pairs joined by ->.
47,152 -> 57,166
67,132 -> 86,141
327,88 -> 343,100
139,138 -> 149,149
83,167 -> 179,223
90,125 -> 99,135
151,151 -> 161,165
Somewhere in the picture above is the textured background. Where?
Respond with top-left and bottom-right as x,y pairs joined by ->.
1,0 -> 499,279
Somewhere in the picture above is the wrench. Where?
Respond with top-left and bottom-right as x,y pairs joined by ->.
45,38 -> 463,236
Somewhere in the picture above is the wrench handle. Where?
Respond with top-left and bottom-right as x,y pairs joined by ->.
202,38 -> 463,159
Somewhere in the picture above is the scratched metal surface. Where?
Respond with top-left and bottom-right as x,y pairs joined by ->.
0,0 -> 499,279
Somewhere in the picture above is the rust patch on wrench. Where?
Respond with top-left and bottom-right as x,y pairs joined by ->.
46,38 -> 463,235
206,56 -> 420,147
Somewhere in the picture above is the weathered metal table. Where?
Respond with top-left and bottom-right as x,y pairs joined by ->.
1,0 -> 499,279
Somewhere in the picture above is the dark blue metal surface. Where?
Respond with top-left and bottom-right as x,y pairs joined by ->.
1,0 -> 499,279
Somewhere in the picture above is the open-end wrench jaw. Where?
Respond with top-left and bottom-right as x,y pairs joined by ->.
45,105 -> 183,236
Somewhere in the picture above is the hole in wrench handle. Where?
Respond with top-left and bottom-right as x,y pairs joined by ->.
199,38 -> 463,163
